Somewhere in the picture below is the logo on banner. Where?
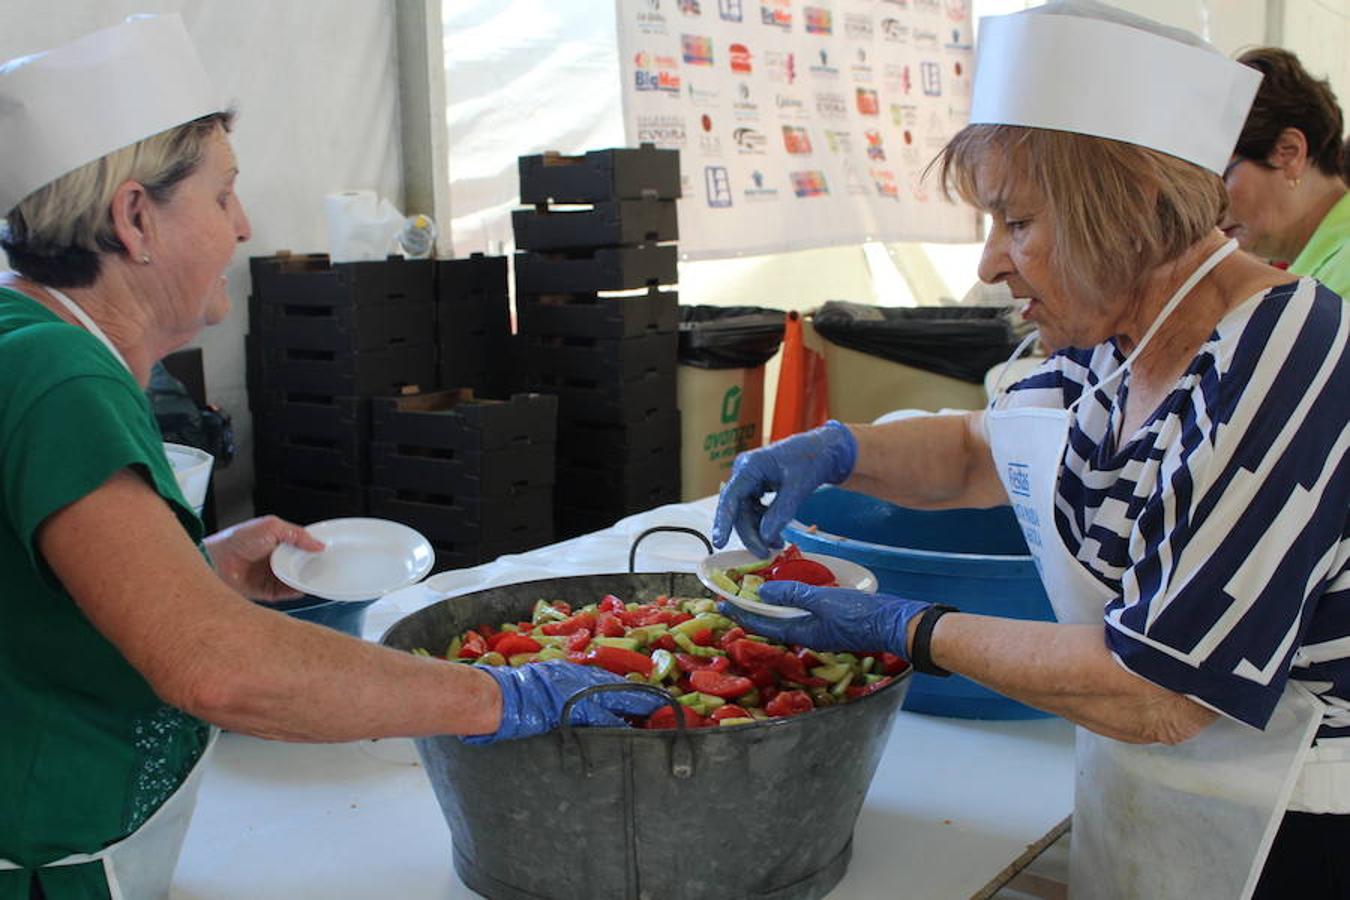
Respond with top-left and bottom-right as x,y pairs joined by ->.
765,50 -> 796,84
634,52 -> 682,93
845,14 -> 874,40
945,27 -> 972,50
705,166 -> 733,207
881,0 -> 910,7
637,114 -> 688,147
920,60 -> 942,96
913,27 -> 939,48
732,82 -> 760,119
945,0 -> 969,20
855,87 -> 880,116
872,168 -> 900,200
824,129 -> 852,153
760,0 -> 792,29
914,0 -> 941,13
682,34 -> 714,65
809,49 -> 839,78
790,170 -> 829,197
1006,463 -> 1032,498
841,158 -> 869,195
891,103 -> 917,126
733,126 -> 767,153
814,91 -> 848,118
880,18 -> 909,42
698,113 -> 723,155
775,93 -> 806,117
804,7 -> 833,35
636,1 -> 670,35
720,0 -> 744,21
729,42 -> 753,73
781,125 -> 813,154
686,81 -> 721,106
850,47 -> 874,83
744,169 -> 780,201
864,129 -> 885,161
680,0 -> 702,15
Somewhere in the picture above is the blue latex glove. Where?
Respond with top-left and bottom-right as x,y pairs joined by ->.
718,580 -> 931,659
463,660 -> 665,745
711,420 -> 858,557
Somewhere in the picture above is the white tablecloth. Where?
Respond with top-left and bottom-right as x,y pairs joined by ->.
173,498 -> 1075,899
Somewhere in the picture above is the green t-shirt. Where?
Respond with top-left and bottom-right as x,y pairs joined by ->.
0,288 -> 208,898
1290,191 -> 1350,301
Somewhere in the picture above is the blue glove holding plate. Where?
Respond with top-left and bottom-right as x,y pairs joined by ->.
718,580 -> 931,659
711,420 -> 858,558
463,660 -> 665,744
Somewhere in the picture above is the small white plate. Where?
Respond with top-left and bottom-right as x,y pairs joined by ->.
270,518 -> 434,602
696,549 -> 878,619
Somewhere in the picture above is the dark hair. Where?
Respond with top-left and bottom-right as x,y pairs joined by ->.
1,111 -> 234,288
1235,48 -> 1345,178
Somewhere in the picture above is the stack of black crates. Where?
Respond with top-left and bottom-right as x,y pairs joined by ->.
247,253 -> 556,571
512,145 -> 683,538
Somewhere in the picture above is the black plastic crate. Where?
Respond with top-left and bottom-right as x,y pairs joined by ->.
430,527 -> 555,573
254,478 -> 368,524
251,390 -> 369,441
518,145 -> 680,204
370,441 -> 555,496
436,256 -> 510,336
250,254 -> 434,308
524,366 -> 676,426
251,297 -> 434,352
367,485 -> 553,544
371,390 -> 557,452
438,333 -> 514,398
518,331 -> 678,382
512,198 -> 678,251
254,422 -> 367,487
515,245 -> 677,294
516,288 -> 678,339
555,455 -> 680,511
248,335 -> 436,396
556,409 -> 681,467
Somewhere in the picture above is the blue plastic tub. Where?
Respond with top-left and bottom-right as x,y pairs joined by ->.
266,595 -> 378,638
783,487 -> 1053,719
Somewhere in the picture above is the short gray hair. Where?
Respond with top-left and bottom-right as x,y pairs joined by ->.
1,110 -> 234,288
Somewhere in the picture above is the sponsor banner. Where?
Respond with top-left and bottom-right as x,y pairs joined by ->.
620,0 -> 977,257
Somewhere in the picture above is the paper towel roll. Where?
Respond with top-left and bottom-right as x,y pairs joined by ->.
324,190 -> 404,263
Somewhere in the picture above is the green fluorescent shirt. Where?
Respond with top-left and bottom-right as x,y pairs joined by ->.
0,288 -> 207,898
1290,191 -> 1350,300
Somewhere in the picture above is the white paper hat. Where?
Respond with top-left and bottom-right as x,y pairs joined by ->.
0,14 -> 220,215
969,0 -> 1262,175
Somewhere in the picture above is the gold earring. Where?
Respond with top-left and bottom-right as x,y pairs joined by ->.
140,254 -> 152,264
1288,178 -> 1301,190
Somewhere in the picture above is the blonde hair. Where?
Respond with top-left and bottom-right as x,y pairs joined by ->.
934,125 -> 1228,308
1,111 -> 233,288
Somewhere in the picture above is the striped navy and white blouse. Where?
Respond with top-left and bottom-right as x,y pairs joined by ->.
1002,278 -> 1350,738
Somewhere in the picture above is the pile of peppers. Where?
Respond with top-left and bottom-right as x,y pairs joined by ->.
418,592 -> 907,729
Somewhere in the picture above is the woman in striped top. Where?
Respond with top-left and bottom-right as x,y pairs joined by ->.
713,5 -> 1349,898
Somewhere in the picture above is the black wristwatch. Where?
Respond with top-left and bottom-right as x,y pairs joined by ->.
910,604 -> 958,677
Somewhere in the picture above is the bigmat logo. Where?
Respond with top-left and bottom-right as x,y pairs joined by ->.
634,52 -> 681,93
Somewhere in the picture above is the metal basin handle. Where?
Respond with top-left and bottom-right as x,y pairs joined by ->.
628,525 -> 714,573
559,682 -> 695,779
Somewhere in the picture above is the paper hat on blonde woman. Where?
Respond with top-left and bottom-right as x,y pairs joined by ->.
968,0 -> 1262,175
0,14 -> 220,215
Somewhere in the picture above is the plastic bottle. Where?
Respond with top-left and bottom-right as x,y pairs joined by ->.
399,214 -> 437,259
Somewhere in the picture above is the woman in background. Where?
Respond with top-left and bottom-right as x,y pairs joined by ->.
1223,46 -> 1349,296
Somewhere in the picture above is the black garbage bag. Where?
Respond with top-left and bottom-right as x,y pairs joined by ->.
678,305 -> 786,370
148,362 -> 236,468
811,301 -> 1018,384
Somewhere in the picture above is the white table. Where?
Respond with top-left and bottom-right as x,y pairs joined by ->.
173,499 -> 1075,899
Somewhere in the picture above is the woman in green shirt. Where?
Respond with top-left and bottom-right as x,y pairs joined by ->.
0,17 -> 656,900
1221,47 -> 1349,298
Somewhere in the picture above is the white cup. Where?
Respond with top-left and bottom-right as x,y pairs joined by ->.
163,442 -> 214,515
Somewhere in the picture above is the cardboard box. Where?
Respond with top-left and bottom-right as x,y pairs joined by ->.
677,364 -> 766,501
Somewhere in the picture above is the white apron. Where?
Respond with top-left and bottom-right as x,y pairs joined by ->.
0,286 -> 217,898
986,240 -> 1323,900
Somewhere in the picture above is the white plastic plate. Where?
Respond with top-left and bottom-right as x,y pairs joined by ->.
696,549 -> 878,619
270,518 -> 434,602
